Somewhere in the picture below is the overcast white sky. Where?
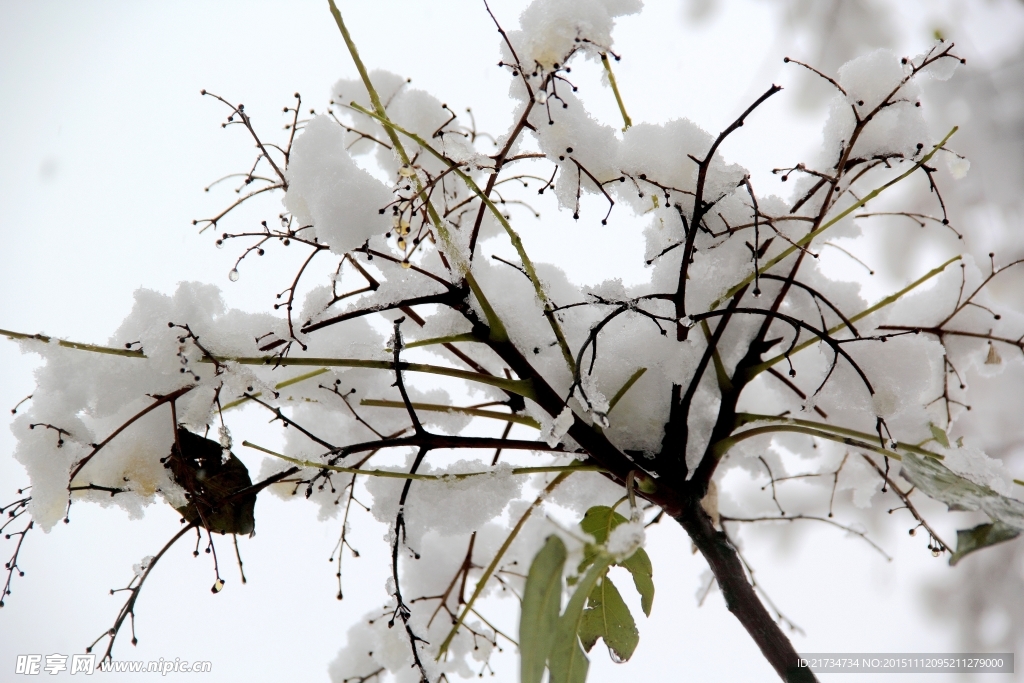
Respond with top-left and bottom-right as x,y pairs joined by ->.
1,2 -> 1020,681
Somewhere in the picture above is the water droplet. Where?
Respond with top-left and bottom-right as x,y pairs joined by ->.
398,165 -> 415,178
535,91 -> 548,104
401,260 -> 412,269
931,549 -> 941,557
228,269 -> 240,282
215,240 -> 224,249
397,239 -> 406,251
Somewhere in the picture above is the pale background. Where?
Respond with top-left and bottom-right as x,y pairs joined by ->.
1,2 -> 1021,681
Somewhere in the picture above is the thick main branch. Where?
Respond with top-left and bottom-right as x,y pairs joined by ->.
673,498 -> 816,682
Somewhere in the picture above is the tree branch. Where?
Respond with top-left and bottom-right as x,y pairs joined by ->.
674,497 -> 817,682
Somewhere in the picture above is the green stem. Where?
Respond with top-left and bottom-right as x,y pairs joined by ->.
327,0 -> 405,161
2,324 -> 533,398
713,424 -> 896,462
243,441 -> 603,480
221,368 -> 330,410
606,367 -> 647,413
436,470 -> 576,658
701,320 -> 733,392
465,272 -> 511,343
712,127 -> 958,310
401,333 -> 481,350
202,356 -> 535,399
350,103 -> 577,374
327,0 -> 510,344
2,328 -> 144,358
750,254 -> 961,376
716,413 -> 944,461
274,366 -> 331,389
601,53 -> 632,131
359,399 -> 541,428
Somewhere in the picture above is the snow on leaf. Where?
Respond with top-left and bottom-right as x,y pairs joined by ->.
899,452 -> 1024,530
578,506 -> 654,614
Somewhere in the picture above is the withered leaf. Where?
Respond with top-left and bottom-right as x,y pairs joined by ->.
165,427 -> 257,535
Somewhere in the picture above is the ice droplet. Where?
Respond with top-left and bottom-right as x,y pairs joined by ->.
228,269 -> 240,282
211,578 -> 225,593
535,91 -> 548,104
400,260 -> 412,269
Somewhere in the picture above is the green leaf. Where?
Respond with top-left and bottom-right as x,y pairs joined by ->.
578,506 -> 654,615
899,452 -> 1024,531
580,506 -> 625,544
520,535 -> 567,683
549,556 -> 612,683
620,550 -> 654,617
578,506 -> 628,572
578,575 -> 639,662
950,522 -> 1020,567
929,423 -> 950,448
549,629 -> 589,683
